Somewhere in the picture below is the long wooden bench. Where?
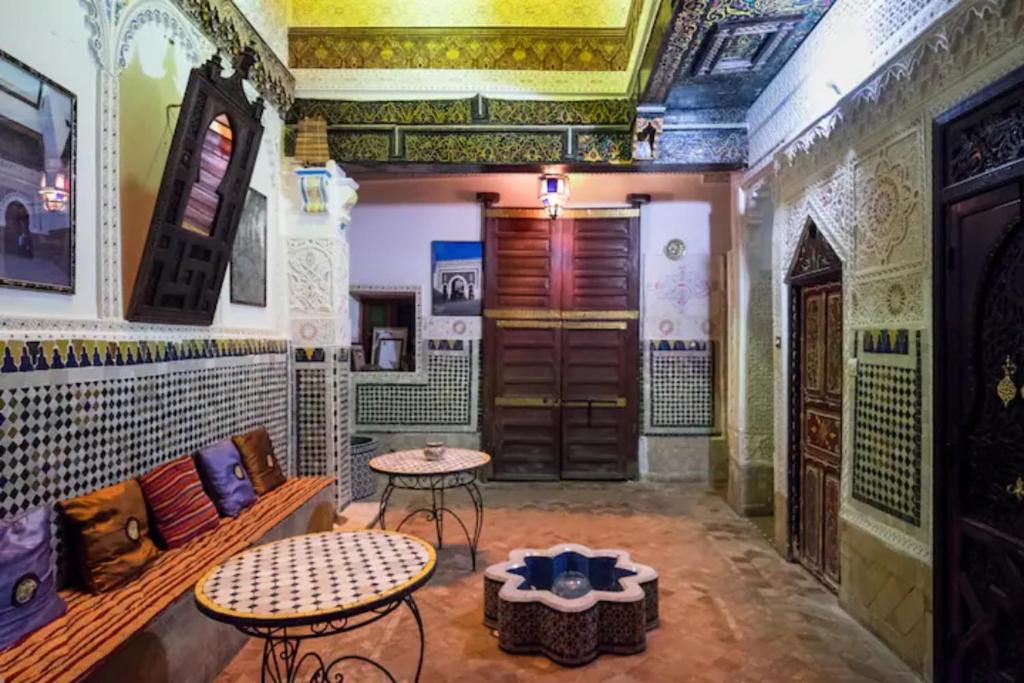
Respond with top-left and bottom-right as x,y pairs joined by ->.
0,477 -> 336,683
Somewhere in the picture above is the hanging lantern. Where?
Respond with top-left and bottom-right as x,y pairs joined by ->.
39,171 -> 69,213
539,173 -> 569,219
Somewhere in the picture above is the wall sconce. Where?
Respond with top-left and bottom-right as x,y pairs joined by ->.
539,173 -> 569,219
39,172 -> 68,213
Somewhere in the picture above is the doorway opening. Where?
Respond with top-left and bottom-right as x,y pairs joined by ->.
786,220 -> 843,591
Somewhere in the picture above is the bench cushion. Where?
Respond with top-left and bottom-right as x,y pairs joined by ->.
59,480 -> 161,593
0,477 -> 334,683
195,440 -> 257,517
233,427 -> 286,495
138,456 -> 220,549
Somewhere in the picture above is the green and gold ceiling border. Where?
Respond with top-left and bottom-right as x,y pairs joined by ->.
288,0 -> 641,72
284,96 -> 636,165
171,0 -> 295,111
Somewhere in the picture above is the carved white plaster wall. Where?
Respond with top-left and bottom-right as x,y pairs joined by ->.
751,0 -> 1024,566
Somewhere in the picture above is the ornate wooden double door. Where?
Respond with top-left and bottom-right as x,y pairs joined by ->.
482,208 -> 640,480
935,69 -> 1024,682
798,280 -> 843,590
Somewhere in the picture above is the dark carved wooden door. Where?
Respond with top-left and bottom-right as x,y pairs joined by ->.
935,67 -> 1024,682
798,281 -> 842,590
560,214 -> 640,479
483,212 -> 562,479
483,208 -> 639,480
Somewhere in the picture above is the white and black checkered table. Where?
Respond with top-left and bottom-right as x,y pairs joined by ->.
369,449 -> 490,571
194,530 -> 436,682
368,448 -> 491,476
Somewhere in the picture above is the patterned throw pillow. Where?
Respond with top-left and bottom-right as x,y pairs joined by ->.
0,507 -> 67,650
195,440 -> 258,517
233,427 -> 286,495
138,456 -> 221,549
59,480 -> 161,593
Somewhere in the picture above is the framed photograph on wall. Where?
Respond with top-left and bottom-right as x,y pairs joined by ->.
0,49 -> 76,293
230,188 -> 267,306
431,241 -> 482,316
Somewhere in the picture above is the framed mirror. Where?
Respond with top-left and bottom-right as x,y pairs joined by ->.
126,49 -> 264,324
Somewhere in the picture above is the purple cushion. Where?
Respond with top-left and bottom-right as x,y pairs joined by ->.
0,507 -> 67,651
195,440 -> 258,517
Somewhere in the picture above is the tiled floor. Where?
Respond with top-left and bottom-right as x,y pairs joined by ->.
216,482 -> 919,682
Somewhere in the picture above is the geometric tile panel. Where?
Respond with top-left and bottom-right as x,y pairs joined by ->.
355,344 -> 474,428
296,366 -> 328,477
0,354 -> 289,585
852,331 -> 922,526
649,343 -> 714,430
334,348 -> 352,509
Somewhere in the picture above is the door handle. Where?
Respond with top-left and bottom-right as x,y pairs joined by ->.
1008,476 -> 1024,502
495,397 -> 560,407
562,398 -> 627,408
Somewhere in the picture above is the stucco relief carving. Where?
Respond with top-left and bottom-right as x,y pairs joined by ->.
287,239 -> 335,314
805,162 -> 854,262
849,266 -> 926,328
854,130 -> 925,272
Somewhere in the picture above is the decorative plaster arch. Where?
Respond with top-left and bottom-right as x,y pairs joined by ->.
115,0 -> 207,74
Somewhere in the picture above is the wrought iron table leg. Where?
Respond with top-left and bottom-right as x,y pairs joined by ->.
465,480 -> 484,571
377,479 -> 396,530
404,594 -> 426,682
433,485 -> 445,549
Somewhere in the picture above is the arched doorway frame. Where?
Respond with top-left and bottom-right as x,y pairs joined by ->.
784,217 -> 844,587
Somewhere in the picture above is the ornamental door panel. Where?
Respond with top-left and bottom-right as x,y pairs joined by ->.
483,214 -> 562,479
484,209 -> 640,480
798,281 -> 842,591
941,185 -> 1023,681
935,69 -> 1024,682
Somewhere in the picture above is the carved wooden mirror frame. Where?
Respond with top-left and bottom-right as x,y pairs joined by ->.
127,49 -> 264,324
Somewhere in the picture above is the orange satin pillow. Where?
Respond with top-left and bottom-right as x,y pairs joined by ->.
233,427 -> 286,495
59,480 -> 160,592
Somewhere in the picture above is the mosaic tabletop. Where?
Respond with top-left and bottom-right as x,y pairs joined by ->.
369,448 -> 491,476
195,531 -> 435,625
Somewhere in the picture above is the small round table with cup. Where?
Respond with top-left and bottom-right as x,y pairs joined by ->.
369,444 -> 490,570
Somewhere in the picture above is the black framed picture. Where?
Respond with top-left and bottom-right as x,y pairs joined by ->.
230,188 -> 268,307
0,49 -> 76,293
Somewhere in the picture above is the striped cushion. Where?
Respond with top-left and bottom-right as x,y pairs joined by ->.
138,456 -> 221,549
0,477 -> 335,683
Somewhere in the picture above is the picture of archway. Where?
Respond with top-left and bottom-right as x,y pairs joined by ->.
0,49 -> 76,292
431,241 -> 482,315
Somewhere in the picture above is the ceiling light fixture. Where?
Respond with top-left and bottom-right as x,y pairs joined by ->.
539,173 -> 569,219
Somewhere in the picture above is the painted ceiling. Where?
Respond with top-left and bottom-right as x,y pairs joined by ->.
643,0 -> 835,115
280,0 -> 836,168
287,0 -> 657,98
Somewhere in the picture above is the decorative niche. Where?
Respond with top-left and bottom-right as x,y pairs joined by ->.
125,49 -> 264,325
349,285 -> 427,384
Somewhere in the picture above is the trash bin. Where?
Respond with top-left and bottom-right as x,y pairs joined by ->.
350,435 -> 377,500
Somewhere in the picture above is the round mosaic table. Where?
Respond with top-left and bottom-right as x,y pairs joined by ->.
194,530 -> 436,683
369,448 -> 490,570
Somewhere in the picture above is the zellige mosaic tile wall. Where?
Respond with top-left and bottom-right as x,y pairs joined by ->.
0,339 -> 290,583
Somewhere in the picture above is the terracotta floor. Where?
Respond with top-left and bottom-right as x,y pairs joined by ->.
216,482 -> 919,682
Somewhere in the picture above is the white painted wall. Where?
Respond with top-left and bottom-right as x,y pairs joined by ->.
0,0 -> 98,321
0,0 -> 287,337
347,173 -> 732,343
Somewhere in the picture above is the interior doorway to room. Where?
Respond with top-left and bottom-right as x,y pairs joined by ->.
786,221 -> 843,591
934,67 -> 1024,682
482,206 -> 641,481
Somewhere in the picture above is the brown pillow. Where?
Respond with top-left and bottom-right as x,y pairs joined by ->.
233,427 -> 286,495
59,479 -> 160,592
